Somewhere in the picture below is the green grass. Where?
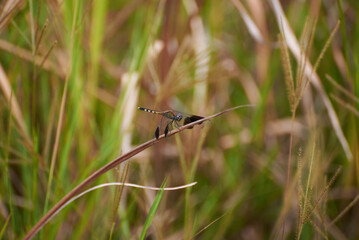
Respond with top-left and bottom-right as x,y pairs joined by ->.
139,178 -> 167,240
0,0 -> 359,239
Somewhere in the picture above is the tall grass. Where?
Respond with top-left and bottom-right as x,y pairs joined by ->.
0,0 -> 358,239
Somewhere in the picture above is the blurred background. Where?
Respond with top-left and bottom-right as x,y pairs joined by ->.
0,0 -> 358,239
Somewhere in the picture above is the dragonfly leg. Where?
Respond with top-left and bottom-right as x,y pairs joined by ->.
154,115 -> 166,139
164,120 -> 174,137
159,115 -> 165,130
174,120 -> 181,129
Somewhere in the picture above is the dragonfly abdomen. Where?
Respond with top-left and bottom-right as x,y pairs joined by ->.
138,107 -> 159,114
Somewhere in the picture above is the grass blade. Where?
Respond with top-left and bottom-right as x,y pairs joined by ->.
139,178 -> 168,240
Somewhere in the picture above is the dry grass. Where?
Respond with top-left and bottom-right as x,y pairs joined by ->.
0,1 -> 358,239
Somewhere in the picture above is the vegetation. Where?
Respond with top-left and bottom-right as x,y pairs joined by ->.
0,0 -> 358,239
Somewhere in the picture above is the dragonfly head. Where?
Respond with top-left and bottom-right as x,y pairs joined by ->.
176,113 -> 183,121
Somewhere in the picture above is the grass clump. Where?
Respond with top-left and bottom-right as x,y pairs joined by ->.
0,1 -> 359,239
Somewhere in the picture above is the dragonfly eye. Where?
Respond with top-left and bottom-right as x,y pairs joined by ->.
176,114 -> 182,120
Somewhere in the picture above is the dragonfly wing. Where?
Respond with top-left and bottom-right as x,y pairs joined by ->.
154,126 -> 160,139
164,124 -> 169,137
183,115 -> 204,129
162,111 -> 176,120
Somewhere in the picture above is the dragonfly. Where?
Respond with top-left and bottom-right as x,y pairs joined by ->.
138,107 -> 204,139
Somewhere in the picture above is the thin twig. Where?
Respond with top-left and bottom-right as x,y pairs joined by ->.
330,194 -> 359,225
192,213 -> 227,239
303,166 -> 342,223
331,94 -> 359,118
326,74 -> 359,104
